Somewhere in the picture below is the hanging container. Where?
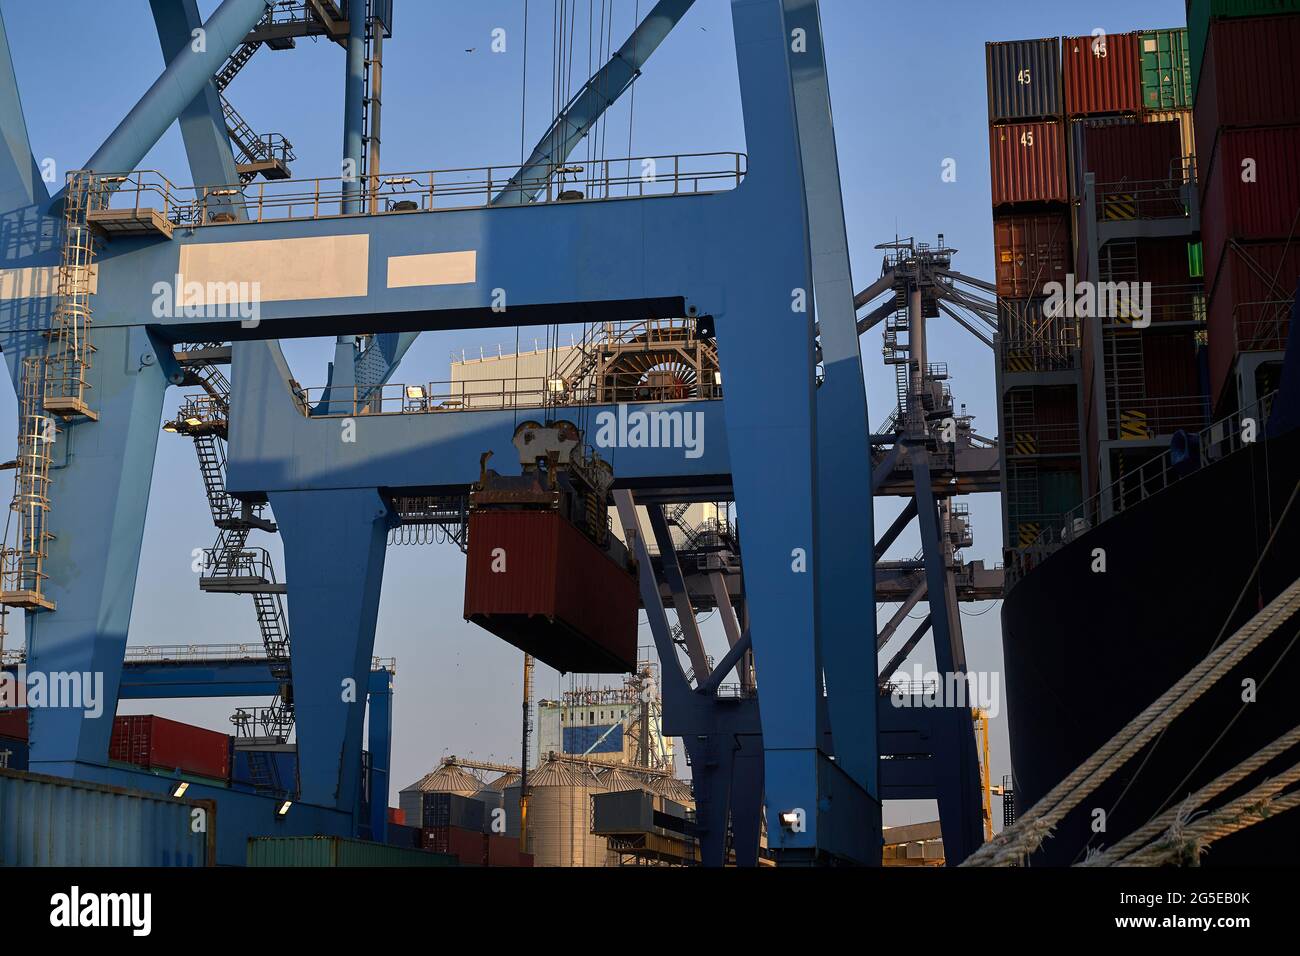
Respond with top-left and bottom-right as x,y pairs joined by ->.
989,121 -> 1068,205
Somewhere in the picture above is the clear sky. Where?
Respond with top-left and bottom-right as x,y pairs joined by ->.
0,0 -> 1186,822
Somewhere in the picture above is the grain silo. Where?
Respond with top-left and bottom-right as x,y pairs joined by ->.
398,758 -> 492,828
504,755 -> 612,867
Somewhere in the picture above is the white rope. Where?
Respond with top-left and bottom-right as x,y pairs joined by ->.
964,576 -> 1300,867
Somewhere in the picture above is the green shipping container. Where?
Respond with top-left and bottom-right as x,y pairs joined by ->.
247,836 -> 457,867
1039,467 -> 1083,519
1140,29 -> 1192,109
1187,0 -> 1300,101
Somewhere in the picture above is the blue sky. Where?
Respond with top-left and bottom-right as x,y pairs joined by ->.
0,0 -> 1186,819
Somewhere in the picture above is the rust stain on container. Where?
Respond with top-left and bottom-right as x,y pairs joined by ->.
1062,32 -> 1142,116
990,121 -> 1068,205
464,510 -> 638,673
994,212 -> 1071,298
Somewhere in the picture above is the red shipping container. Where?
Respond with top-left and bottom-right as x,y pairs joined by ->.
487,833 -> 521,867
423,825 -> 489,866
1062,32 -> 1142,116
1195,16 -> 1300,186
464,510 -> 638,674
109,715 -> 231,780
1206,240 -> 1300,407
1201,126 -> 1300,290
989,121 -> 1067,205
1136,331 -> 1201,399
1082,119 -> 1183,188
387,807 -> 406,826
994,212 -> 1071,298
0,708 -> 28,741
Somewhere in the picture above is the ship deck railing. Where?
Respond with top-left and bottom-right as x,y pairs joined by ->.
1017,390 -> 1278,574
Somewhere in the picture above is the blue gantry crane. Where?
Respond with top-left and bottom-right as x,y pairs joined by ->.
0,0 -> 991,865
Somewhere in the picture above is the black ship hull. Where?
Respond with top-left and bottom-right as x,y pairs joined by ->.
1002,424 -> 1300,865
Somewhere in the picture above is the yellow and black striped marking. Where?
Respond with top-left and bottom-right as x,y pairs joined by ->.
1013,432 -> 1038,455
1102,193 -> 1137,220
1017,523 -> 1041,548
1119,409 -> 1151,440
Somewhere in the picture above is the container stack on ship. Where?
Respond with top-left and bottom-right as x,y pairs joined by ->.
986,36 -> 1082,553
992,4 -> 1300,865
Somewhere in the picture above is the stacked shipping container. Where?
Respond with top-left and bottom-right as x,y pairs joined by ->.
991,25 -> 1207,558
1191,5 -> 1300,410
986,37 -> 1079,553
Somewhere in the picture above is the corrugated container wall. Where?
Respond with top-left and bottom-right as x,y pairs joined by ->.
1062,32 -> 1142,116
110,715 -> 231,781
1140,29 -> 1193,110
994,212 -> 1071,298
0,768 -> 212,866
1200,125 -> 1300,286
986,38 -> 1062,122
1081,119 -> 1183,188
1207,241 -> 1300,403
990,121 -> 1067,205
247,835 -> 456,867
1194,15 -> 1300,184
1143,111 -> 1196,179
464,510 -> 638,674
1189,0 -> 1300,99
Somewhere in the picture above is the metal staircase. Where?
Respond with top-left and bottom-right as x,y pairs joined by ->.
219,94 -> 294,184
165,359 -> 293,739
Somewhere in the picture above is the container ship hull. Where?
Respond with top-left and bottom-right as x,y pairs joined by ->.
1002,422 -> 1300,866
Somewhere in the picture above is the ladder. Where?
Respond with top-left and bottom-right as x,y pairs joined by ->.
0,359 -> 57,609
1,170 -> 104,611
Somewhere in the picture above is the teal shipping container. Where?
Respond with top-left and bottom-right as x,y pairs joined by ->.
248,835 -> 457,867
0,767 -> 213,866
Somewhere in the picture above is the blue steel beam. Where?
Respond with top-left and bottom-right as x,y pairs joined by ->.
149,0 -> 244,217
341,0 -> 366,212
0,8 -> 45,212
226,339 -> 731,494
782,0 -> 878,839
492,0 -> 697,207
84,0 -> 273,176
0,0 -> 871,859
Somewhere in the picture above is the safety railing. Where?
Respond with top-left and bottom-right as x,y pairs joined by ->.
1105,394 -> 1208,441
1096,283 -> 1205,330
1093,160 -> 1195,223
200,546 -> 281,584
1232,296 -> 1295,355
302,372 -> 722,417
1001,421 -> 1083,458
89,153 -> 744,231
1023,390 -> 1276,560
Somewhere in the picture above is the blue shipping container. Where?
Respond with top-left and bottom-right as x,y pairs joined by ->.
0,767 -> 212,866
563,724 -> 624,755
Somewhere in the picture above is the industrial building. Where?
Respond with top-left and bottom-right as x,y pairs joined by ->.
0,0 -> 1296,893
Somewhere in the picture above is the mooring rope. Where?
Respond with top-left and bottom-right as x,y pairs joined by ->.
1113,770 -> 1300,867
1080,723 -> 1300,866
963,575 -> 1300,867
